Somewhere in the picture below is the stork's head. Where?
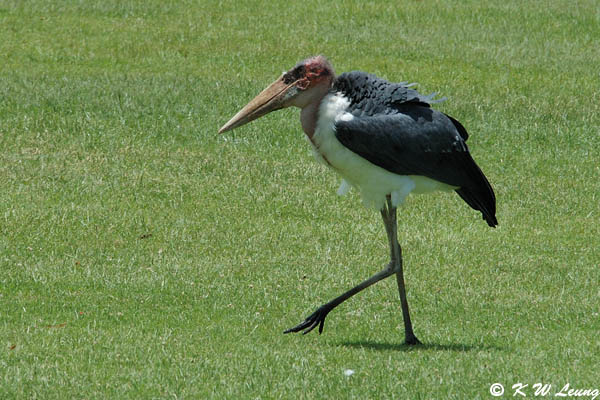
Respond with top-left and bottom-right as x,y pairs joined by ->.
218,56 -> 335,133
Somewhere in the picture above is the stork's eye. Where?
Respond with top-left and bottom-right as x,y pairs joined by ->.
283,65 -> 306,84
282,73 -> 294,84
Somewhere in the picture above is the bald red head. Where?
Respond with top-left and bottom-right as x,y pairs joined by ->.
283,55 -> 335,90
218,56 -> 335,134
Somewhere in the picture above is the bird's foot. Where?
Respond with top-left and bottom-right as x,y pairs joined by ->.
404,334 -> 421,346
284,305 -> 332,335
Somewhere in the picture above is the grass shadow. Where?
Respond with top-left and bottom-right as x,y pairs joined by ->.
338,340 -> 505,353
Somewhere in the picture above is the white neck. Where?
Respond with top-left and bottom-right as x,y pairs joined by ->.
300,101 -> 321,139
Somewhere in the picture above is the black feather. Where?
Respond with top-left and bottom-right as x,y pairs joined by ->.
332,72 -> 497,227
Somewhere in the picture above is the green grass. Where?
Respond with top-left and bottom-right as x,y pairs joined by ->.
1,0 -> 599,398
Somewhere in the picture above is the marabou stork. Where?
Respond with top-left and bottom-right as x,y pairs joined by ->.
219,56 -> 497,345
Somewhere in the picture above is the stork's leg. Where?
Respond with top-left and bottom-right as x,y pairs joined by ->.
284,196 -> 420,345
382,196 -> 420,345
284,262 -> 396,335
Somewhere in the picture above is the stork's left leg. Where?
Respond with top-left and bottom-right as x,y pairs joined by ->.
283,262 -> 397,335
284,196 -> 420,344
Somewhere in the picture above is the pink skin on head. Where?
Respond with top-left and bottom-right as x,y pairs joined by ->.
292,56 -> 335,89
218,56 -> 335,137
288,57 -> 335,137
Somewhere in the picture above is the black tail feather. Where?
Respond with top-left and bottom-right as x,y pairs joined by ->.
455,185 -> 497,227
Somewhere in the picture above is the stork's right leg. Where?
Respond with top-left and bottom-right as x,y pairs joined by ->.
381,196 -> 420,345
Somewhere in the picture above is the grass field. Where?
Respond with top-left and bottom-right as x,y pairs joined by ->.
1,0 -> 599,398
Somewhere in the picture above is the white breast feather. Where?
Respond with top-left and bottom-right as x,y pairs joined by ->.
309,92 -> 456,211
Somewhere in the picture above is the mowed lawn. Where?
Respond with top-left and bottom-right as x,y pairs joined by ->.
1,0 -> 599,398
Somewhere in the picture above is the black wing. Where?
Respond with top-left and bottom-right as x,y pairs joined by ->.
334,105 -> 497,227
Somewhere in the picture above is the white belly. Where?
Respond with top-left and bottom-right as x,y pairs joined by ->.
308,93 -> 456,211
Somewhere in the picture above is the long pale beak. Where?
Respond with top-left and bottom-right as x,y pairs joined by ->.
218,76 -> 299,134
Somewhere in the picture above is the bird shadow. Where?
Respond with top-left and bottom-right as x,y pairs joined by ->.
338,340 -> 505,353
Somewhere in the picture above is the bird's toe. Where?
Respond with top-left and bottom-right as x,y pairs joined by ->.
404,335 -> 421,346
284,305 -> 331,335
